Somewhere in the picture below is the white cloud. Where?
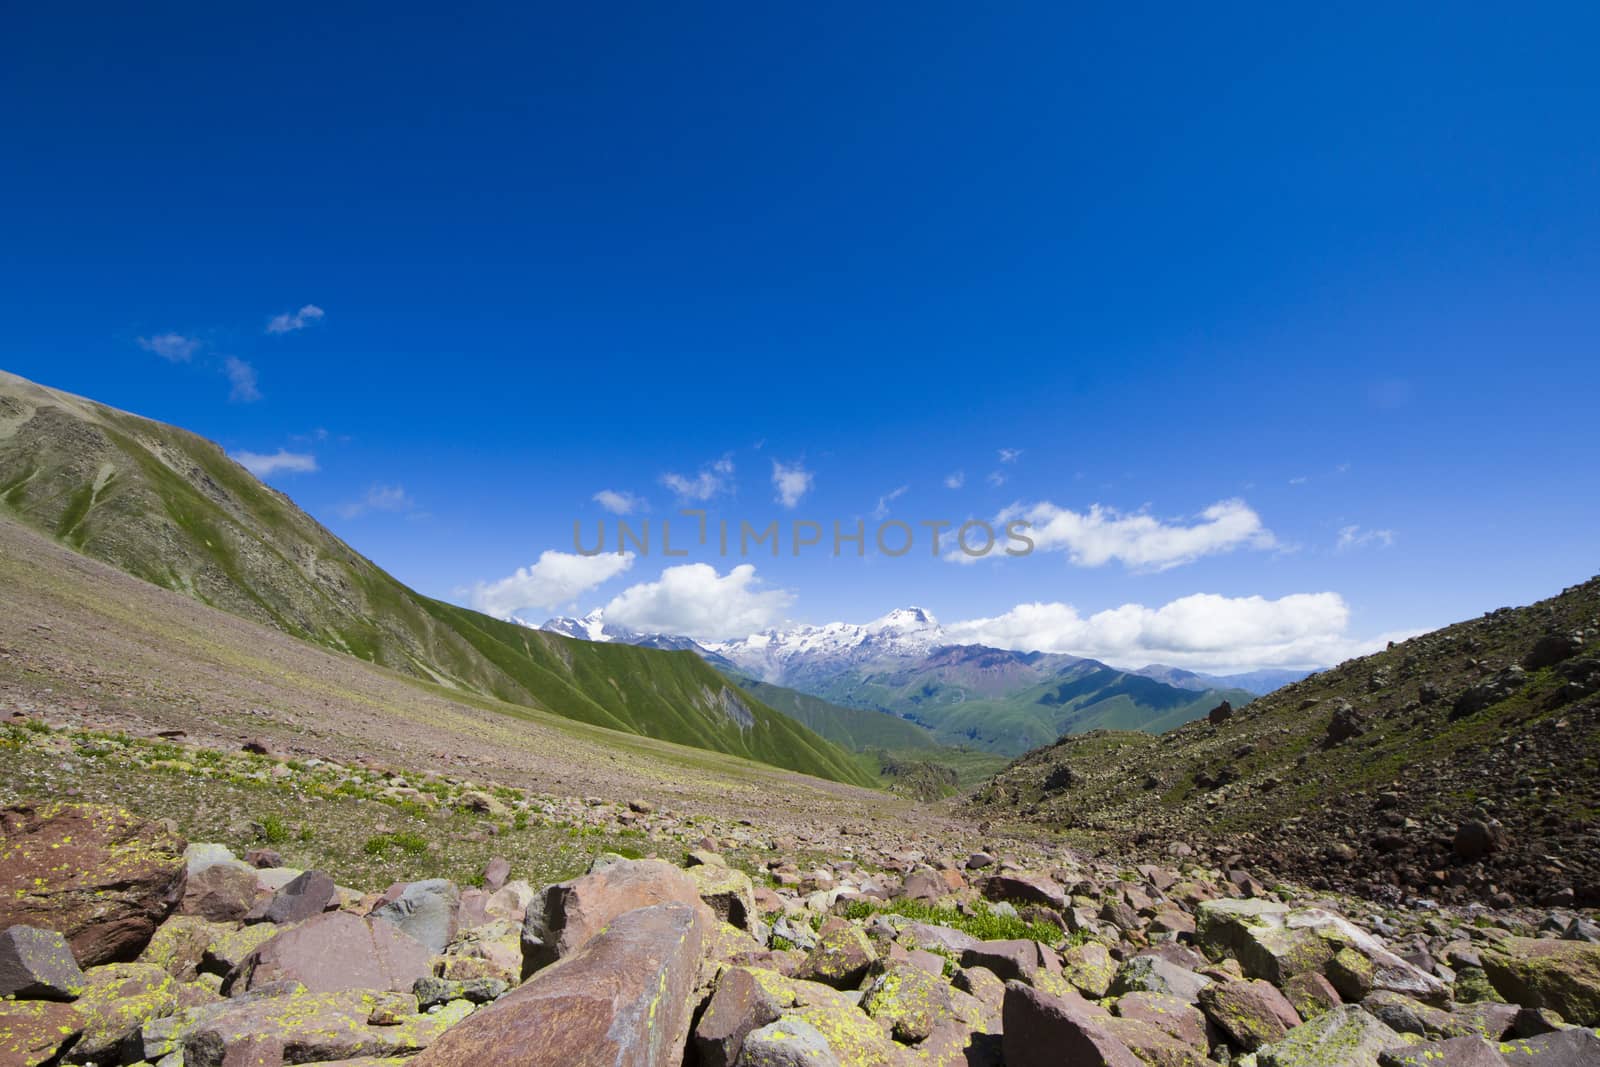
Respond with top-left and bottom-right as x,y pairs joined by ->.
986,471 -> 1006,487
337,484 -> 415,519
604,563 -> 793,640
872,484 -> 909,519
771,460 -> 813,509
223,357 -> 261,402
593,489 -> 644,515
470,550 -> 635,620
946,592 -> 1417,673
1337,525 -> 1395,551
232,449 -> 317,477
1289,476 -> 1308,486
994,498 -> 1275,571
998,448 -> 1023,464
266,304 -> 325,334
944,471 -> 965,490
137,333 -> 201,362
661,456 -> 734,501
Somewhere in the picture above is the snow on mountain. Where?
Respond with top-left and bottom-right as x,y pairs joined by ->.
538,608 -> 611,642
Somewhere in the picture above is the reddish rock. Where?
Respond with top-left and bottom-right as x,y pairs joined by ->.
1199,978 -> 1301,1051
0,999 -> 84,1065
1282,970 -> 1343,1019
1003,981 -> 1145,1067
0,803 -> 187,965
182,863 -> 260,922
226,911 -> 432,994
693,965 -> 786,1067
983,872 -> 1069,911
482,857 -> 511,893
1114,991 -> 1208,1050
521,858 -> 704,975
961,938 -> 1062,985
0,924 -> 87,1000
414,903 -> 703,1067
246,870 -> 336,925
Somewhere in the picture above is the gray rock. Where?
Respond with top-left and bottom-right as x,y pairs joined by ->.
0,924 -> 87,1000
372,879 -> 461,954
736,1018 -> 842,1066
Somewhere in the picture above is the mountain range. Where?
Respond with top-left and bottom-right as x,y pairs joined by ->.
540,607 -> 1279,755
0,369 -> 873,787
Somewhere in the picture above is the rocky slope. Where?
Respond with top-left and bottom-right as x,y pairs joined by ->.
971,576 -> 1600,908
3,719 -> 1597,1066
0,371 -> 870,786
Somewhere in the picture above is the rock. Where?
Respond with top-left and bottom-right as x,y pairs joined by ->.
689,863 -> 759,934
1209,701 -> 1234,724
244,848 -> 283,869
484,880 -> 535,925
0,802 -> 187,965
1112,990 -> 1208,1050
177,987 -> 470,1067
1498,1027 -> 1600,1063
0,999 -> 82,1065
482,857 -> 511,892
227,911 -> 433,994
1326,702 -> 1365,744
0,924 -> 87,1000
412,903 -> 703,1067
1002,981 -> 1145,1067
861,960 -> 984,1043
1524,632 -> 1583,669
1198,978 -> 1301,1051
1378,1035 -> 1509,1067
694,966 -> 789,1067
1326,944 -> 1376,1000
1109,953 -> 1211,1004
371,879 -> 460,954
1481,936 -> 1600,1026
982,872 -> 1068,911
181,862 -> 261,922
413,974 -> 507,1010
520,857 -> 703,975
1282,971 -> 1342,1019
736,1018 -> 843,1066
796,919 -> 877,989
1255,1004 -> 1403,1067
1360,989 -> 1467,1039
967,853 -> 997,870
961,938 -> 1061,986
898,867 -> 949,902
1062,941 -> 1117,997
1453,819 -> 1505,862
247,869 -> 337,925
68,960 -> 180,1061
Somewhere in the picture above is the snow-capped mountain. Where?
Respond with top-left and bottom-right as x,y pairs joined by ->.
704,607 -> 946,687
538,606 -> 948,686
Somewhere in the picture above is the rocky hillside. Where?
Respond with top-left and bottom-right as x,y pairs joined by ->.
971,576 -> 1600,908
3,719 -> 1597,1066
0,371 -> 870,787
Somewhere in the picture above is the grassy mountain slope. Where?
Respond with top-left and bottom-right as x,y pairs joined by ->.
811,645 -> 1252,755
970,576 -> 1600,906
0,369 -> 872,787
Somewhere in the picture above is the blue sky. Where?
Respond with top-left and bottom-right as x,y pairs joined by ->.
3,4 -> 1597,671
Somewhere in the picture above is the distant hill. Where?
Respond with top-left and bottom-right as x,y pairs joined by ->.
971,577 -> 1600,906
1130,664 -> 1311,696
546,608 -> 1258,756
0,369 -> 873,787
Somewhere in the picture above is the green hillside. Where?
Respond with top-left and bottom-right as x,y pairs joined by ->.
0,369 -> 873,787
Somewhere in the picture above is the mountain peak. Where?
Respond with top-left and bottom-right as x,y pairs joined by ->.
867,606 -> 940,631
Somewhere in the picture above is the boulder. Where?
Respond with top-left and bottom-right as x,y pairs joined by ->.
1002,981 -> 1145,1067
226,911 -> 433,994
1378,1035 -> 1510,1067
1453,820 -> 1505,863
736,1018 -> 843,1066
1062,941 -> 1117,997
521,857 -> 703,975
482,857 -> 511,893
1112,990 -> 1208,1050
179,987 -> 470,1067
0,999 -> 83,1066
0,802 -> 187,965
247,869 -> 337,925
961,938 -> 1061,986
1360,989 -> 1469,1039
1481,937 -> 1600,1026
181,862 -> 261,922
796,918 -> 877,989
982,872 -> 1068,911
1109,953 -> 1212,1004
694,966 -> 788,1067
1255,1004 -> 1402,1067
1198,978 -> 1300,1051
1282,970 -> 1343,1018
371,879 -> 460,954
689,863 -> 759,934
1499,1028 -> 1600,1064
0,924 -> 87,1000
66,960 -> 180,1062
861,960 -> 985,1043
413,903 -> 704,1067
